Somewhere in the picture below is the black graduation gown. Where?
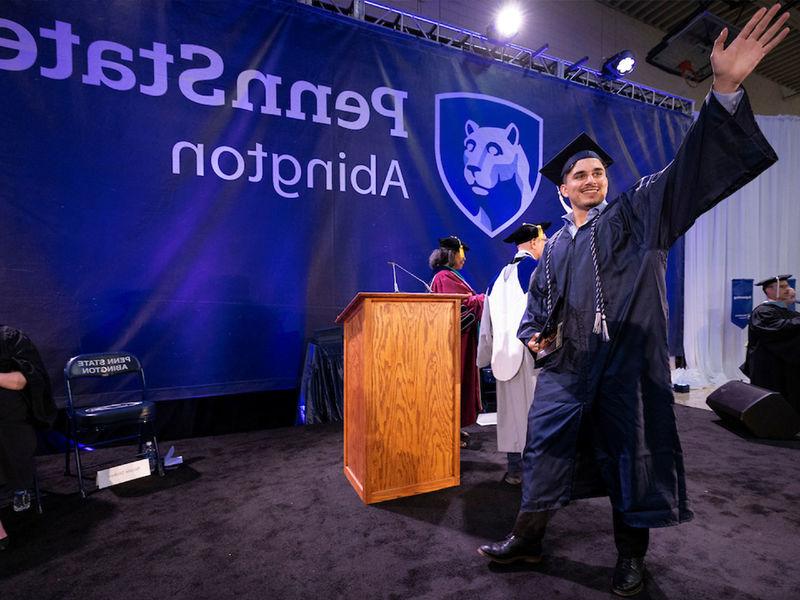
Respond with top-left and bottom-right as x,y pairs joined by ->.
517,90 -> 778,528
0,325 -> 56,489
740,302 -> 800,413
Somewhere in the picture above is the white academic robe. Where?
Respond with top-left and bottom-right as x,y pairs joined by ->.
477,250 -> 538,453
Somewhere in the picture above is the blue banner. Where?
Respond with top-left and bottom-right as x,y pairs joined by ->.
731,279 -> 754,329
0,0 -> 691,401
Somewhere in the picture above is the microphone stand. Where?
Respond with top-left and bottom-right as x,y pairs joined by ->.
387,262 -> 433,293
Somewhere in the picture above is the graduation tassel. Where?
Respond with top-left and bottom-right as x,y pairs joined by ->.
592,310 -> 610,341
589,218 -> 611,343
556,186 -> 570,213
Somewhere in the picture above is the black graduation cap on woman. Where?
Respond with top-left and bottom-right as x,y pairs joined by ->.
438,235 -> 469,252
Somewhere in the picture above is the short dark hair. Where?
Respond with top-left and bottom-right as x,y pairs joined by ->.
429,247 -> 456,269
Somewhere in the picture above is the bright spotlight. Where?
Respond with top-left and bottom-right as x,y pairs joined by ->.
496,5 -> 523,38
487,4 -> 523,44
601,50 -> 637,79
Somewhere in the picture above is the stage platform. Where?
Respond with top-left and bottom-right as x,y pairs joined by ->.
2,405 -> 798,599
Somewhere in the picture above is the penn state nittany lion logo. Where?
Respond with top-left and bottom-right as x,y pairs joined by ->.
436,93 -> 542,237
463,120 -> 532,202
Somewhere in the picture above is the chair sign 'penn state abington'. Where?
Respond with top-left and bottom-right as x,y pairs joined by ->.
64,352 -> 163,497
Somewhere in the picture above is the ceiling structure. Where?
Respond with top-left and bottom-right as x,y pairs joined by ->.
311,0 -> 697,113
595,0 -> 800,96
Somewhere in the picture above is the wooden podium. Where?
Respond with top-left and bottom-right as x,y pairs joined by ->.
336,292 -> 463,504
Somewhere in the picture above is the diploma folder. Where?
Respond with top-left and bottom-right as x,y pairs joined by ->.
534,295 -> 564,367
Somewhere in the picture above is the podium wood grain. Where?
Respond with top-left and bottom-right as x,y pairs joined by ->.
337,293 -> 462,504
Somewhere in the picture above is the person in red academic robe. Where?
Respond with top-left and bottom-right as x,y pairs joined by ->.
429,236 -> 485,440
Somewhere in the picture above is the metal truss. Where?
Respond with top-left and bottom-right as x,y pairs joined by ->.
302,0 -> 695,115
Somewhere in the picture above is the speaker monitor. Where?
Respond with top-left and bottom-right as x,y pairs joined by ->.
706,380 -> 800,439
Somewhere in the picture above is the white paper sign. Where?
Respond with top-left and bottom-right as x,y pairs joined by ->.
96,458 -> 151,489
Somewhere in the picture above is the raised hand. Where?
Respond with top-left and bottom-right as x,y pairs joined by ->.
711,3 -> 790,93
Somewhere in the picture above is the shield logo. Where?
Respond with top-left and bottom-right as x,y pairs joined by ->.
435,93 -> 543,237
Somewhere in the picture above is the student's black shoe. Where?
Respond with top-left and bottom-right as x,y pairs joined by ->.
477,534 -> 542,564
611,556 -> 645,596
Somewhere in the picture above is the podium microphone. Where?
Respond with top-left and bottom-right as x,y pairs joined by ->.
387,262 -> 433,293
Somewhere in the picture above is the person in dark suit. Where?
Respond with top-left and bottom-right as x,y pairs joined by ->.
741,275 -> 800,412
0,325 -> 56,550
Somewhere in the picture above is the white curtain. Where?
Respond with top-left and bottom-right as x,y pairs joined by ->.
683,114 -> 800,387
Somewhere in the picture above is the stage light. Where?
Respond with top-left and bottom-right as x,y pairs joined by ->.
601,50 -> 636,79
487,4 -> 523,44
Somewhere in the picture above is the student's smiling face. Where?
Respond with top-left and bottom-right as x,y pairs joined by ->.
560,157 -> 608,211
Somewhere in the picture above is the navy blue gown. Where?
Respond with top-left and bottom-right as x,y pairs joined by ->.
517,91 -> 778,528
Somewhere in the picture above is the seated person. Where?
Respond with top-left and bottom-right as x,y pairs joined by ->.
740,275 -> 800,413
0,325 -> 56,550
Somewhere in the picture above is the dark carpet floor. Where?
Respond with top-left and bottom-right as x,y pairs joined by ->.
1,405 -> 799,600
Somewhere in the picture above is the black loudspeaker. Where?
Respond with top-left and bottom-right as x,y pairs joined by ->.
706,380 -> 800,439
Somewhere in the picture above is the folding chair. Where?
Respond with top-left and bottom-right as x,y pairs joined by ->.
64,352 -> 163,498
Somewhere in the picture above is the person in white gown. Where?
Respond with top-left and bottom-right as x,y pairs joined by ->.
477,222 -> 549,484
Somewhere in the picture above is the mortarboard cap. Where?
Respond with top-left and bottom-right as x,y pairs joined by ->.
755,274 -> 792,288
439,236 -> 469,252
539,133 -> 614,187
502,222 -> 552,244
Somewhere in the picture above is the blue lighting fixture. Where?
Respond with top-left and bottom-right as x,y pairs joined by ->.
487,4 -> 524,45
602,50 -> 636,79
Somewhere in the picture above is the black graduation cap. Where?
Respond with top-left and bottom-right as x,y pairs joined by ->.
439,236 -> 469,251
755,274 -> 792,288
539,133 -> 614,187
502,222 -> 552,244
